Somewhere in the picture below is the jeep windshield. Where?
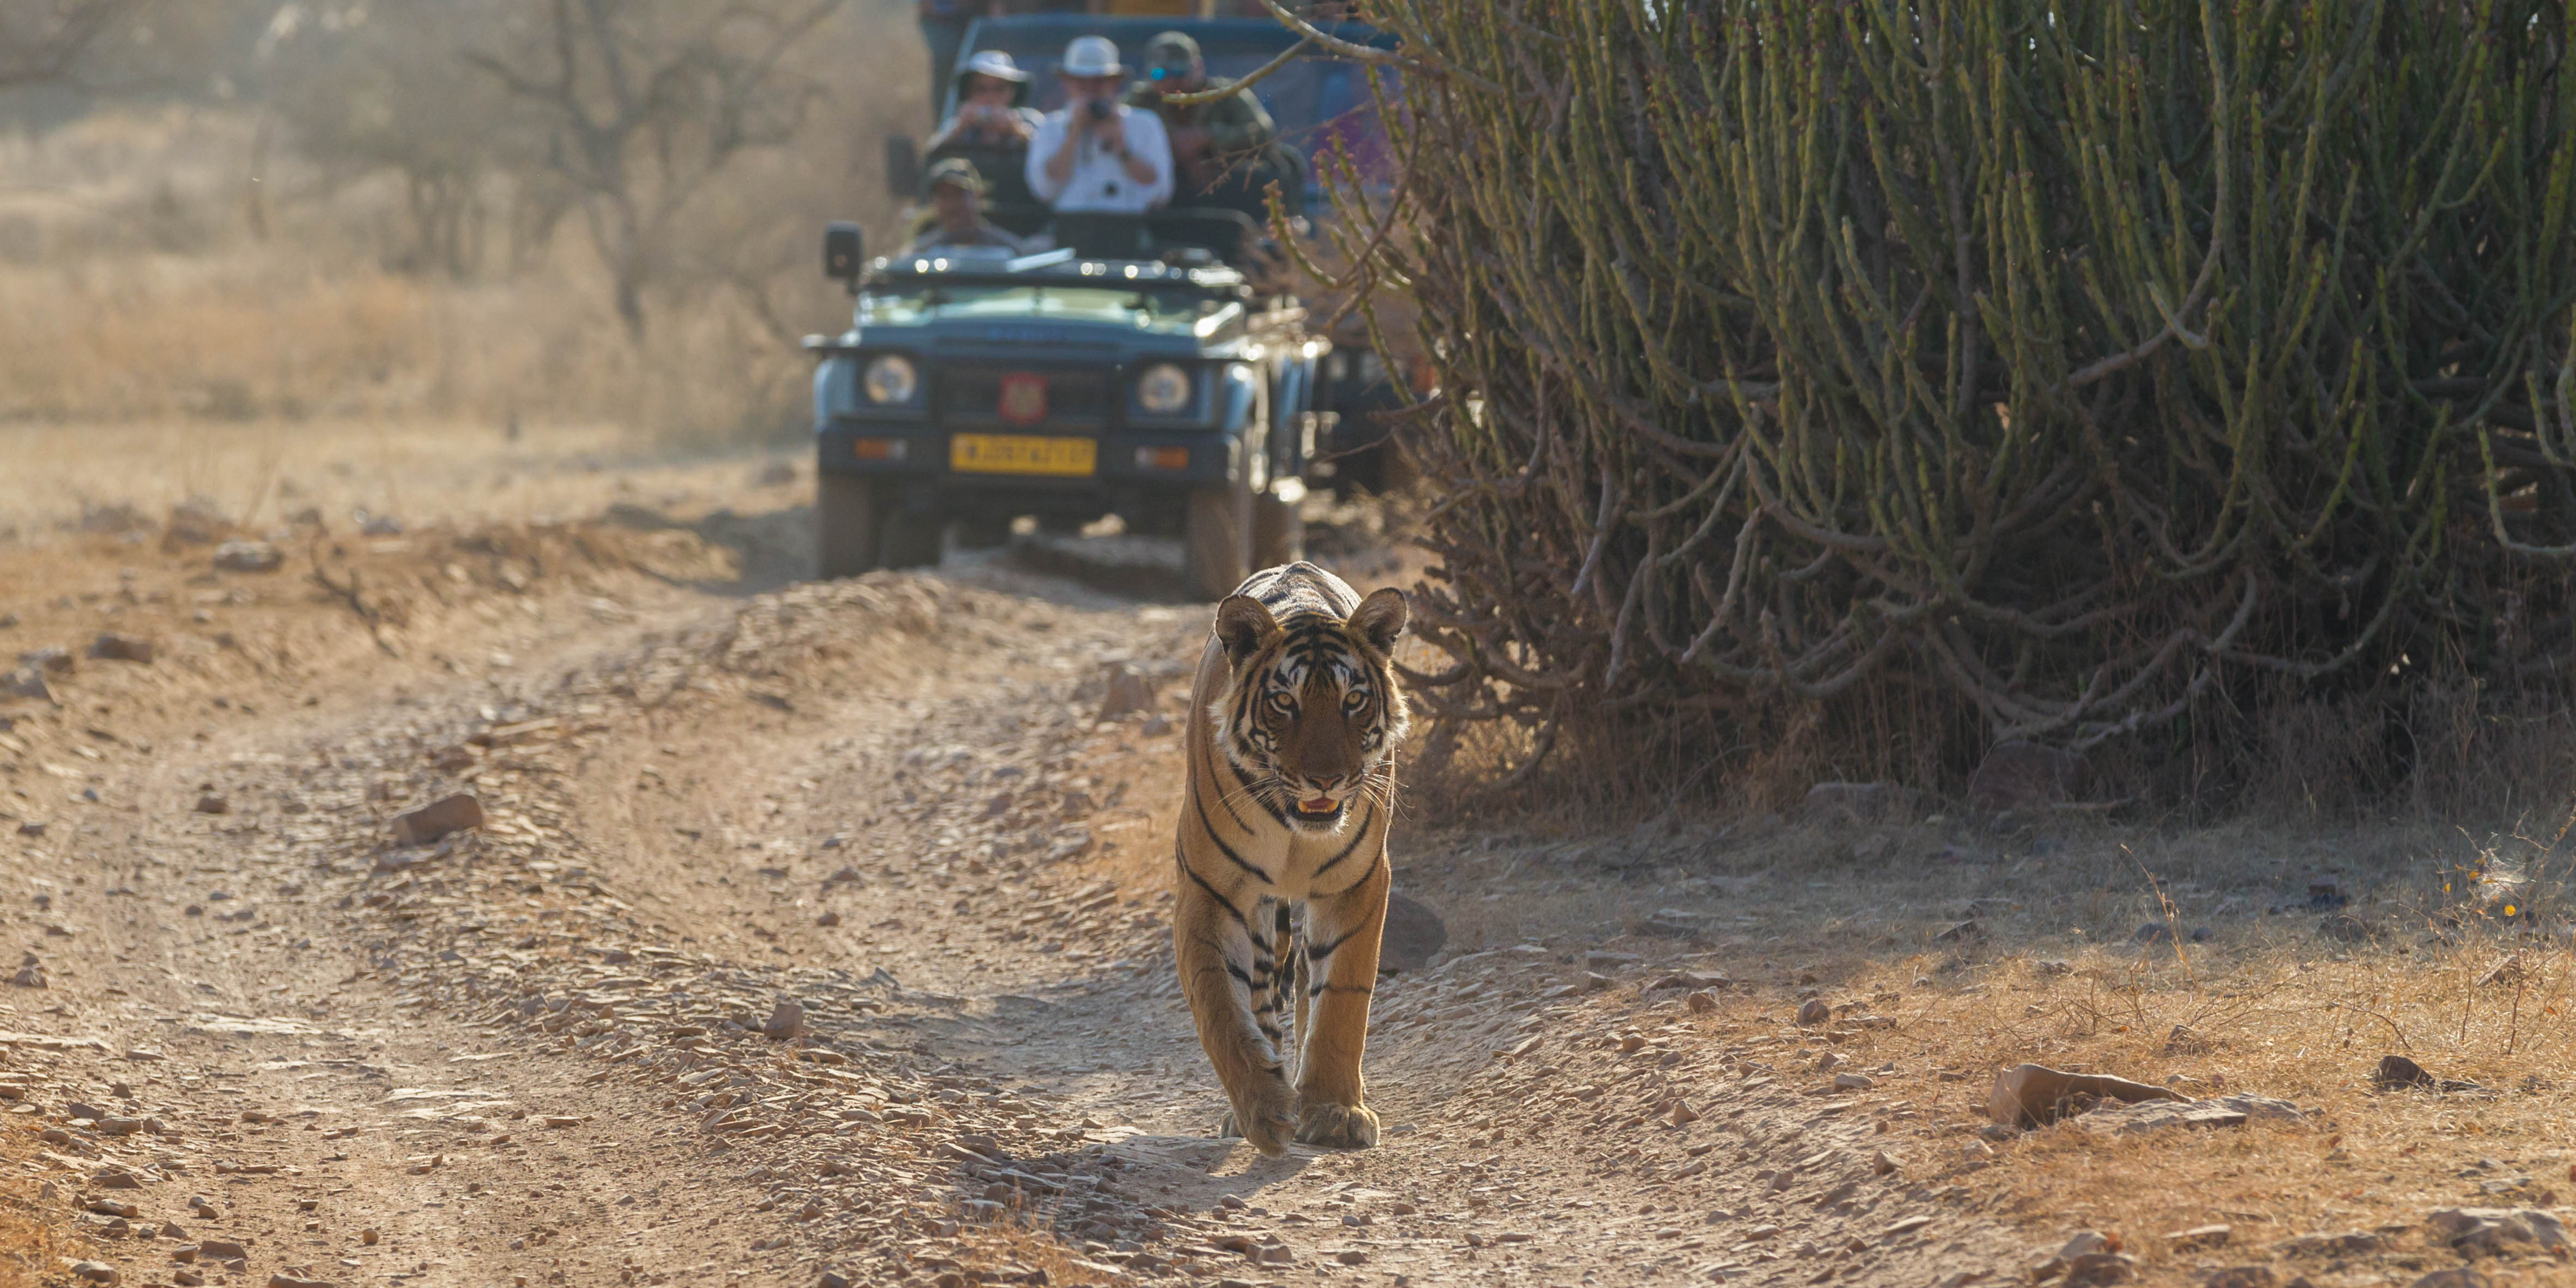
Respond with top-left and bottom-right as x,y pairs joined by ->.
859,284 -> 1246,336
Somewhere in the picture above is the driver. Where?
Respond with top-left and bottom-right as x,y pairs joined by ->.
925,50 -> 1040,152
1027,35 -> 1172,214
899,159 -> 1038,255
1126,30 -> 1281,202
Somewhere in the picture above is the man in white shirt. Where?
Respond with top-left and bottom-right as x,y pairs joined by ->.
1026,35 -> 1173,214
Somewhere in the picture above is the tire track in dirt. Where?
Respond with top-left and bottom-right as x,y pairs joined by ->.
3,536 -> 2032,1287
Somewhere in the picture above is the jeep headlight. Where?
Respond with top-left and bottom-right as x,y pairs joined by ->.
1137,363 -> 1191,414
863,354 -> 918,404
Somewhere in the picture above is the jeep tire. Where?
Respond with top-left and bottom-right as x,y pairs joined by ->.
1252,486 -> 1304,569
816,474 -> 885,580
1184,480 -> 1253,600
880,505 -> 945,570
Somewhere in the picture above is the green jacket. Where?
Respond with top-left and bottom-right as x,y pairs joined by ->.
1127,82 -> 1277,158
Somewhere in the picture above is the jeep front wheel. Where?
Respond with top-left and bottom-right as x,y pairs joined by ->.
1183,481 -> 1252,600
880,505 -> 945,570
816,474 -> 884,580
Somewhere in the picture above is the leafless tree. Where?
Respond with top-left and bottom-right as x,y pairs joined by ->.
0,0 -> 135,88
469,0 -> 845,339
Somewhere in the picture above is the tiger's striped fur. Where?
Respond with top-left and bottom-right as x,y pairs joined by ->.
1173,562 -> 1408,1155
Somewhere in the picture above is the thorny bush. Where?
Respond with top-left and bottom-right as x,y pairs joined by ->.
1311,0 -> 2576,808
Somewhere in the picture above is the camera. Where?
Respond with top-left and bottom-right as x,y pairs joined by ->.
1085,98 -> 1116,123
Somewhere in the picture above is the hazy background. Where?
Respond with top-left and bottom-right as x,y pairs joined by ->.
0,0 -> 924,476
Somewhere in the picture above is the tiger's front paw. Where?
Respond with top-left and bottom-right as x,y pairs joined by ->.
1218,1087 -> 1298,1156
1294,1099 -> 1379,1149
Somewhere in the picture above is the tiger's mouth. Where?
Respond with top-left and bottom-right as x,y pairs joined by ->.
1294,795 -> 1342,820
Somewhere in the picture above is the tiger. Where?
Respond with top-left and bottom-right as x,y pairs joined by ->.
1172,561 -> 1411,1155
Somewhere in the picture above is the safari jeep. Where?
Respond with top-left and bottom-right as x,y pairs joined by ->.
803,16 -> 1401,597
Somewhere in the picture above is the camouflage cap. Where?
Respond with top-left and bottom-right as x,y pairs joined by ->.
1145,30 -> 1201,71
925,157 -> 986,194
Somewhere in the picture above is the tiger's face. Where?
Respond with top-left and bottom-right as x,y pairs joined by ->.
1211,587 -> 1410,834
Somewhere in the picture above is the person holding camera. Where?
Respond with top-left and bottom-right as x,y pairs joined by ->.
1027,35 -> 1172,214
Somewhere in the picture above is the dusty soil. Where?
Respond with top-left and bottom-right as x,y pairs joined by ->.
1,458 -> 2573,1288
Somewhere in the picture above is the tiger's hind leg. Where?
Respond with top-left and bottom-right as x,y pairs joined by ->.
1293,853 -> 1389,1148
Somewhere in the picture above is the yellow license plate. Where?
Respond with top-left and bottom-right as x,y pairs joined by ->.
950,434 -> 1097,477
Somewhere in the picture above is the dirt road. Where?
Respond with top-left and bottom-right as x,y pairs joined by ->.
0,506 -> 2031,1288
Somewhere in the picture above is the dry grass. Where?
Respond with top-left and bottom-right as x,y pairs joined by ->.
0,95 -> 876,444
1398,806 -> 2576,1273
0,1120 -> 92,1287
0,416 -> 804,539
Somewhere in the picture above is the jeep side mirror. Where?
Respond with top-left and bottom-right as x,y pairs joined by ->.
824,222 -> 864,291
884,135 -> 921,201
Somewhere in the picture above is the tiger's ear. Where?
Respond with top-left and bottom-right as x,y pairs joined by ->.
1348,586 -> 1408,652
1214,594 -> 1280,665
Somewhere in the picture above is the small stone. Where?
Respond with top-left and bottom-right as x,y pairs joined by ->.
1794,999 -> 1830,1027
212,541 -> 284,573
2405,1271 -> 2489,1288
1139,713 -> 1172,736
2062,1253 -> 2136,1287
1584,950 -> 1640,970
1684,989 -> 1720,1014
1934,919 -> 1983,943
66,1261 -> 119,1285
15,820 -> 43,837
1096,663 -> 1160,722
196,1240 -> 246,1261
1651,970 -> 1730,991
267,1276 -> 337,1288
88,632 -> 154,664
2163,1224 -> 2231,1248
542,1116 -> 582,1129
95,1116 -> 142,1137
11,953 -> 43,989
18,647 -> 72,676
1833,1073 -> 1875,1091
2131,922 -> 2172,945
1669,1100 -> 1700,1126
193,795 -> 229,815
1380,893 -> 1447,973
2372,1054 -> 2435,1090
389,793 -> 484,846
2200,1268 -> 2273,1288
818,1274 -> 853,1288
2427,1207 -> 2568,1256
173,1272 -> 204,1288
2274,1229 -> 2384,1256
763,998 -> 806,1040
816,910 -> 842,928
1871,1149 -> 1899,1176
360,1228 -> 380,1246
1989,1063 -> 2182,1128
1334,1250 -> 1367,1265
1,666 -> 50,702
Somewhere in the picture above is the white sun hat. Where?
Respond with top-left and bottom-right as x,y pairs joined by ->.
962,50 -> 1029,82
1060,35 -> 1126,79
